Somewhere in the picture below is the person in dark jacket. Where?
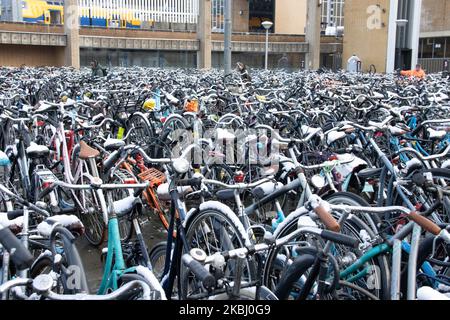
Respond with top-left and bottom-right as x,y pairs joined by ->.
90,60 -> 105,77
236,62 -> 252,84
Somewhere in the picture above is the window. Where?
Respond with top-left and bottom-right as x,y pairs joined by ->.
419,37 -> 450,58
321,0 -> 345,29
434,37 -> 446,58
248,0 -> 275,32
421,38 -> 434,58
211,0 -> 224,32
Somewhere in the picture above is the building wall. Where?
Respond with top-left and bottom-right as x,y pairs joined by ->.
421,0 -> 450,36
343,0 -> 390,72
0,44 -> 65,66
275,0 -> 306,35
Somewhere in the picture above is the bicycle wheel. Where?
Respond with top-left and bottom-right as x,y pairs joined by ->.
108,169 -> 135,242
127,113 -> 154,147
273,252 -> 317,300
30,228 -> 89,294
180,201 -> 255,299
160,115 -> 190,158
263,203 -> 389,300
149,241 -> 169,280
74,161 -> 106,246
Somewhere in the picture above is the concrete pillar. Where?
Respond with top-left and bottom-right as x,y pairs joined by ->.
409,0 -> 422,68
305,0 -> 321,70
386,0 -> 398,73
64,0 -> 80,69
197,0 -> 212,69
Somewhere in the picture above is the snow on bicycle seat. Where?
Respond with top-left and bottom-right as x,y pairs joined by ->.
78,141 -> 100,159
62,98 -> 76,107
113,195 -> 139,216
26,142 -> 50,158
357,168 -> 383,180
157,183 -> 192,201
252,181 -> 283,199
301,125 -> 321,136
35,102 -> 59,113
427,128 -> 447,140
0,150 -> 10,166
326,131 -> 346,145
371,92 -> 385,99
37,215 -> 84,237
104,138 -> 125,151
216,128 -> 236,141
0,213 -> 23,234
417,286 -> 450,300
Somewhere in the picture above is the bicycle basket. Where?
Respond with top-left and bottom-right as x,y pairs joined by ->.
138,168 -> 166,187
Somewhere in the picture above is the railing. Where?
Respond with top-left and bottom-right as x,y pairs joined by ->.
418,58 -> 449,74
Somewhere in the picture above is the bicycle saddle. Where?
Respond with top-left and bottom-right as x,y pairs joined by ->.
35,102 -> 59,114
79,141 -> 100,159
214,189 -> 244,201
0,213 -> 23,234
26,142 -> 50,158
357,168 -> 383,180
103,138 -> 125,151
0,150 -> 10,166
156,183 -> 192,201
37,214 -> 84,237
427,128 -> 446,140
327,131 -> 346,145
252,181 -> 283,199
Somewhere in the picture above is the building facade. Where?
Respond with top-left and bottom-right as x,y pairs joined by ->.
0,0 -> 345,69
418,0 -> 450,72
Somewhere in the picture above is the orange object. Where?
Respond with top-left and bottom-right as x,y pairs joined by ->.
138,167 -> 166,187
185,99 -> 199,112
400,69 -> 426,79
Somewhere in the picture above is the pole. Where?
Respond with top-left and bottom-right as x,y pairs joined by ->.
224,0 -> 232,75
12,0 -> 22,22
305,0 -> 321,70
265,28 -> 269,70
326,0 -> 332,27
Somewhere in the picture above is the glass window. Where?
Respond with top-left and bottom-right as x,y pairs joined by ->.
446,37 -> 450,57
434,37 -> 446,58
422,38 -> 434,58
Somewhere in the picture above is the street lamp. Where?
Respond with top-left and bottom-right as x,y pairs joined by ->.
262,21 -> 273,70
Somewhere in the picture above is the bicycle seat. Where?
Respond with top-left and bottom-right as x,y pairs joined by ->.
37,214 -> 84,237
327,131 -> 346,145
35,103 -> 59,114
0,213 -> 23,234
26,142 -> 50,158
215,189 -> 235,201
216,128 -> 236,141
357,168 -> 382,180
301,125 -> 320,136
79,141 -> 100,159
427,128 -> 446,140
0,150 -> 10,166
156,183 -> 192,201
252,181 -> 283,198
104,138 -> 125,151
